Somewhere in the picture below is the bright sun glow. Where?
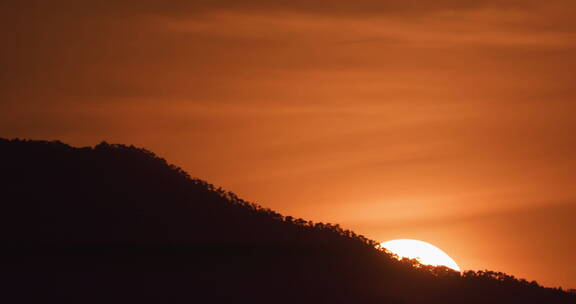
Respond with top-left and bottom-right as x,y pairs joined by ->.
381,239 -> 461,271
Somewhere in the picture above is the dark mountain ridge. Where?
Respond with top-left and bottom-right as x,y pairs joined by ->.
0,138 -> 573,303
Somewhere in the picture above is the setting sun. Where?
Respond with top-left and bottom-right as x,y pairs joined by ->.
4,0 -> 576,301
381,239 -> 461,271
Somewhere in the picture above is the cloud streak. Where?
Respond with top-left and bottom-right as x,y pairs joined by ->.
2,0 -> 576,288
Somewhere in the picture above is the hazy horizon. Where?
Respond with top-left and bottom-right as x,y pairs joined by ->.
2,0 -> 575,288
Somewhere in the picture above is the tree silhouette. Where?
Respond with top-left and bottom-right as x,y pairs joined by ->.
0,138 -> 573,303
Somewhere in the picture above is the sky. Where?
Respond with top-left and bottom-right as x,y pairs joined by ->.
1,0 -> 575,288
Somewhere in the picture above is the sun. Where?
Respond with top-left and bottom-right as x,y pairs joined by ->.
381,239 -> 461,271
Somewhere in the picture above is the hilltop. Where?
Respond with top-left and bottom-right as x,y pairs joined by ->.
0,138 -> 573,303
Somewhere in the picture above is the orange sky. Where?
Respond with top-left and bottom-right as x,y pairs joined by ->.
2,0 -> 575,288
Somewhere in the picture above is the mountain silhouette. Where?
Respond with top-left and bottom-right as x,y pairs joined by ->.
0,138 -> 573,303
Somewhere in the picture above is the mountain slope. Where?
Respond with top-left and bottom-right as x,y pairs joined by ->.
0,138 -> 573,303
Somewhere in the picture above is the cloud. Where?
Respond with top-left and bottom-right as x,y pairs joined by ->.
2,0 -> 576,288
2,0 -> 576,213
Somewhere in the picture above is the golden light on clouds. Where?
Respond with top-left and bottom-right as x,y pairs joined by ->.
1,0 -> 576,288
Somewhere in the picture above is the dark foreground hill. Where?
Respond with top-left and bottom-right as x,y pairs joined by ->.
0,138 -> 573,303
